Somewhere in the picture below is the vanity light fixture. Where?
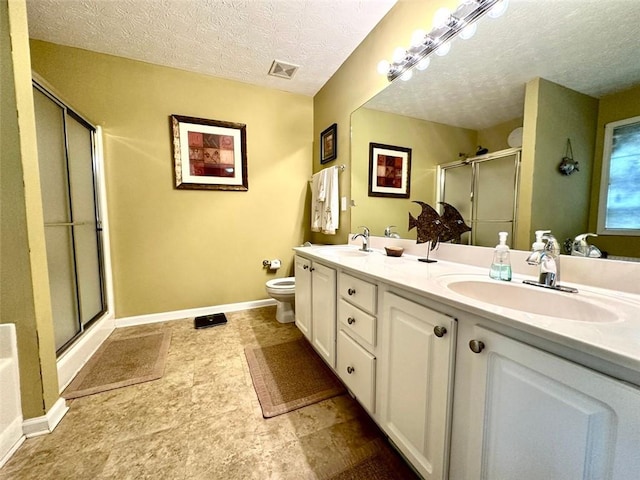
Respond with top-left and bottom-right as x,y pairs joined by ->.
379,0 -> 507,82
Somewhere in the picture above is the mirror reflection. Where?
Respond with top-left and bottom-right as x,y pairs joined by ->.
351,0 -> 640,259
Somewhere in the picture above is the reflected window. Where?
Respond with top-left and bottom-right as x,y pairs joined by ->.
598,116 -> 640,235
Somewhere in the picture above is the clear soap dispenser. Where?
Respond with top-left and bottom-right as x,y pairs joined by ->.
489,231 -> 512,281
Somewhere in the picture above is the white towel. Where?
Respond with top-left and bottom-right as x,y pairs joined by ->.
310,170 -> 324,232
322,166 -> 339,235
310,166 -> 339,234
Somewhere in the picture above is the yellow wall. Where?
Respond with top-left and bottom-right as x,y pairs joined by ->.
30,41 -> 313,318
1,0 -> 59,418
478,117 -> 523,153
311,0 -> 460,244
519,78 -> 598,250
351,108 -> 476,238
589,84 -> 640,257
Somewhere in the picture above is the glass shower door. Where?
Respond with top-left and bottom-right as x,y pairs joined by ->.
33,84 -> 106,353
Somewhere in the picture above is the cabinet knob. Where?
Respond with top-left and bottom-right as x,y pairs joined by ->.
303,265 -> 309,270
469,340 -> 485,354
433,326 -> 447,337
347,317 -> 356,325
347,366 -> 355,374
348,288 -> 356,296
310,267 -> 315,272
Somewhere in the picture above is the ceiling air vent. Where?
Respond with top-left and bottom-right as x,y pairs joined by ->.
268,60 -> 299,80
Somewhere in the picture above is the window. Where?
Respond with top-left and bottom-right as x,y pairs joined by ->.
598,115 -> 640,235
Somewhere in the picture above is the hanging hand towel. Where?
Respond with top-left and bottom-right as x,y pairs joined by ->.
321,166 -> 340,235
310,170 -> 325,232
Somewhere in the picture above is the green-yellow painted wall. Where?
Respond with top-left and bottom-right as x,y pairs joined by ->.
30,40 -> 313,318
520,78 -> 598,250
589,84 -> 640,257
351,108 -> 476,238
1,0 -> 59,418
478,117 -> 523,153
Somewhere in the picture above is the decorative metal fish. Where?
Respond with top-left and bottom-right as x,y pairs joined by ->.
408,201 -> 449,250
438,202 -> 471,243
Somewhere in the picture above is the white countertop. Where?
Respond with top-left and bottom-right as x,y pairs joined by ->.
294,243 -> 640,380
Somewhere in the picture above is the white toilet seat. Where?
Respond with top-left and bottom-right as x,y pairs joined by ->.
266,277 -> 295,295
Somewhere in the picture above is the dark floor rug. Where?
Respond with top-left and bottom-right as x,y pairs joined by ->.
244,338 -> 345,418
63,330 -> 171,399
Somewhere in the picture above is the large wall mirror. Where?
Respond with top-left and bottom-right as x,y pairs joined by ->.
351,0 -> 640,259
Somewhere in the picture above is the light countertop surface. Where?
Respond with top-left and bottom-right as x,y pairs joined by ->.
294,243 -> 640,382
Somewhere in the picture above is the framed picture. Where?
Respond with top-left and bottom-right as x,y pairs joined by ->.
368,142 -> 412,198
320,123 -> 338,164
170,114 -> 248,191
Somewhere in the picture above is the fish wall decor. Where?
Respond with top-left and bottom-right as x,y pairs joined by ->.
408,201 -> 449,250
438,202 -> 471,243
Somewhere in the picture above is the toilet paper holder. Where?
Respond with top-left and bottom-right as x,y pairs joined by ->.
262,259 -> 281,270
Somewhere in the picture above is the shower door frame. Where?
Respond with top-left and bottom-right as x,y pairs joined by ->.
436,147 -> 521,247
33,79 -> 108,356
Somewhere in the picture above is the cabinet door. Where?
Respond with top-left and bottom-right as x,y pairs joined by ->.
461,326 -> 640,480
294,256 -> 312,340
311,262 -> 337,367
380,292 -> 457,480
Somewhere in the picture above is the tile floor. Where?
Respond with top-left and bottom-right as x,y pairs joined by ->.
0,306 -> 418,479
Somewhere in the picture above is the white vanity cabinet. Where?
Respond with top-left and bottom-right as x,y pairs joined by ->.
451,325 -> 640,480
379,291 -> 457,480
336,272 -> 377,413
294,255 -> 336,367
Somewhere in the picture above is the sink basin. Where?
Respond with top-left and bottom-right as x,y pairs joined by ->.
440,277 -> 619,323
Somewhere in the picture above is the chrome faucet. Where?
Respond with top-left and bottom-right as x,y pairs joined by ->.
524,230 -> 578,293
384,225 -> 400,239
352,226 -> 372,252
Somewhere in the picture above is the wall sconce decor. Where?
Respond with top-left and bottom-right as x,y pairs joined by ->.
377,0 -> 508,82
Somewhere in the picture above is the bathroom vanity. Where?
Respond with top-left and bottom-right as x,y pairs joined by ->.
293,240 -> 640,480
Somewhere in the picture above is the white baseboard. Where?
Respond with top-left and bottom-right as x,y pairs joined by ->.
22,397 -> 68,438
0,417 -> 24,469
115,298 -> 276,328
57,313 -> 116,392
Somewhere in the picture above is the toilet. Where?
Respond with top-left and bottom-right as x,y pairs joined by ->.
265,277 -> 296,323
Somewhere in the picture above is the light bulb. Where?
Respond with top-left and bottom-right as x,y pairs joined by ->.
459,22 -> 477,40
416,57 -> 430,71
410,29 -> 427,47
435,42 -> 451,56
377,60 -> 390,75
432,7 -> 451,29
488,0 -> 509,18
392,47 -> 406,64
400,69 -> 413,81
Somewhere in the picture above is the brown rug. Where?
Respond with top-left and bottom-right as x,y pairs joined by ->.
244,338 -> 345,418
63,330 -> 172,399
320,438 -> 420,480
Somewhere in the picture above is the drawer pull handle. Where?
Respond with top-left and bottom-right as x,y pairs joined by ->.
348,288 -> 356,295
469,340 -> 485,354
347,366 -> 355,374
433,326 -> 447,337
347,317 -> 356,325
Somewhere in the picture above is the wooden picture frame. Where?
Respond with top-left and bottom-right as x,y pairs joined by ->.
320,123 -> 338,164
368,142 -> 412,198
170,114 -> 248,191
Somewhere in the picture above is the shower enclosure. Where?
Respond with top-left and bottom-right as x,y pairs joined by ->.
437,148 -> 521,248
32,81 -> 107,355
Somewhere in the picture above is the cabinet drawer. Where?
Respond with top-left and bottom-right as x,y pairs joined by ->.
338,272 -> 377,314
338,299 -> 376,347
337,330 -> 376,413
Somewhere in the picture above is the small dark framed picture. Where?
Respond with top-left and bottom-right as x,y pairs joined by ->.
368,142 -> 412,198
320,123 -> 337,164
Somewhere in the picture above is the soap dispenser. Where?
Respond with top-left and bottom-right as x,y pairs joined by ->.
489,231 -> 512,281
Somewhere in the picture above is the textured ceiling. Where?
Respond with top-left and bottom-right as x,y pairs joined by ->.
365,0 -> 640,130
26,0 -> 397,96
